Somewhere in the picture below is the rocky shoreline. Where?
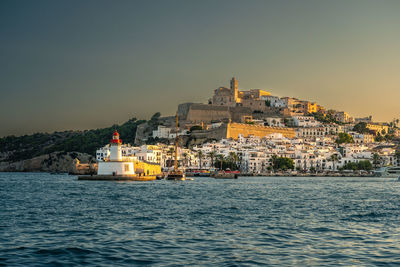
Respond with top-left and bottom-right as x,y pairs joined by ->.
0,151 -> 94,173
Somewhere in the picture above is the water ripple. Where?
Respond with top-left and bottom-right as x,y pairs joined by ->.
1,173 -> 400,266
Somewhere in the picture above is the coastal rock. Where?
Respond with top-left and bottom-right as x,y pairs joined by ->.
0,152 -> 95,173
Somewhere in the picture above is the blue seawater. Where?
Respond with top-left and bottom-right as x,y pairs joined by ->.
1,172 -> 400,266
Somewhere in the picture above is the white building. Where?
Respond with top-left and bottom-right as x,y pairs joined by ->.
264,117 -> 285,127
291,115 -> 321,127
348,132 -> 375,144
261,95 -> 287,108
152,126 -> 172,139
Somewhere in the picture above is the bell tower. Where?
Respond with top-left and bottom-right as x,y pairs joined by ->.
230,77 -> 238,103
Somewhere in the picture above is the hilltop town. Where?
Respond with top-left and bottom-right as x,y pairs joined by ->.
1,77 -> 399,175
93,77 -> 400,176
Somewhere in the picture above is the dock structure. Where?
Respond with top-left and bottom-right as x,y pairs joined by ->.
78,175 -> 156,181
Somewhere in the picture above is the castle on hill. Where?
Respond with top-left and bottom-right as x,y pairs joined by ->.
211,77 -> 271,108
178,77 -> 328,126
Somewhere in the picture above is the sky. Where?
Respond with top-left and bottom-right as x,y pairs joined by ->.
1,0 -> 400,136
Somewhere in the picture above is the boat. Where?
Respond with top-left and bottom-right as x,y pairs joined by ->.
185,169 -> 210,177
165,170 -> 186,181
166,113 -> 186,181
374,167 -> 400,178
156,175 -> 164,180
211,171 -> 239,179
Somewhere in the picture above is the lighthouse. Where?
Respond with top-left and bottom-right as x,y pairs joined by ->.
97,130 -> 135,176
110,130 -> 122,161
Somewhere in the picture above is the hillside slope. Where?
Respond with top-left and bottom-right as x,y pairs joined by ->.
0,117 -> 146,172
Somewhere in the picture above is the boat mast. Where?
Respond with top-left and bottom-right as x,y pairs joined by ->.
174,112 -> 179,171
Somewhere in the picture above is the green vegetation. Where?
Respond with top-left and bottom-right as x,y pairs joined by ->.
207,151 -> 216,168
197,151 -> 204,169
341,160 -> 373,171
271,155 -> 294,170
311,111 -> 341,124
0,117 -> 146,162
214,152 -> 240,170
329,154 -> 340,170
372,153 -> 381,168
353,122 -> 375,134
374,134 -> 385,142
353,122 -> 368,134
336,133 -> 354,144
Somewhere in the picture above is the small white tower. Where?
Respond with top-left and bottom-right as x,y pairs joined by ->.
110,130 -> 122,161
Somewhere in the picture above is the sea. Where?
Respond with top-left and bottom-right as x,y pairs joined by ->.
1,172 -> 400,266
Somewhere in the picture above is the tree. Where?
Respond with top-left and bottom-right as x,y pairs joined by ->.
227,152 -> 239,170
358,160 -> 373,171
271,156 -> 294,171
353,122 -> 368,134
197,151 -> 204,169
207,151 -> 216,169
375,134 -> 385,142
283,118 -> 290,126
372,153 -> 381,168
182,152 -> 188,168
336,133 -> 353,144
312,111 -> 341,124
329,154 -> 339,171
215,154 -> 224,170
342,160 -> 373,171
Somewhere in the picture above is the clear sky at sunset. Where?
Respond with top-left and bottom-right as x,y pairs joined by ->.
1,0 -> 399,136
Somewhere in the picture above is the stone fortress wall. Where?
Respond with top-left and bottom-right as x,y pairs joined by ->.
178,103 -> 252,124
226,123 -> 296,139
191,122 -> 296,140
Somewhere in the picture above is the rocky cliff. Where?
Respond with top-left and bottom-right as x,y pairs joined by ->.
0,151 -> 94,173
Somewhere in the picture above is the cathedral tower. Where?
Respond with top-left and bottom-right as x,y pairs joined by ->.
230,77 -> 238,103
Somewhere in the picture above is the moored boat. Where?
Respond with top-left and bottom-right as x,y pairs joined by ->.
166,113 -> 186,181
374,167 -> 400,178
166,170 -> 186,181
211,171 -> 238,179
